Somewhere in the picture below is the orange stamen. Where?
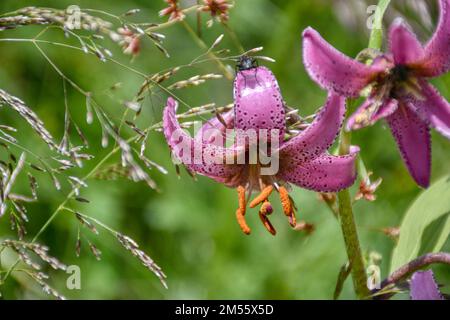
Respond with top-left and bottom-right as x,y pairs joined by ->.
259,212 -> 276,235
249,185 -> 274,208
260,201 -> 273,216
279,186 -> 291,216
279,186 -> 297,227
236,186 -> 250,235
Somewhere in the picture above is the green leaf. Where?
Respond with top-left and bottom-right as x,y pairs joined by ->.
368,0 -> 391,50
390,175 -> 450,272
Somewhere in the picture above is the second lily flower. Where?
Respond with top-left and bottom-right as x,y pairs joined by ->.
302,0 -> 450,188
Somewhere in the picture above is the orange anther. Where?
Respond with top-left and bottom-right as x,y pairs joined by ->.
278,186 -> 292,216
249,185 -> 274,208
279,186 -> 297,227
236,186 -> 250,235
288,211 -> 297,227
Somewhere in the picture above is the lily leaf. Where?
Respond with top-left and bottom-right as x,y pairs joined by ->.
390,175 -> 450,272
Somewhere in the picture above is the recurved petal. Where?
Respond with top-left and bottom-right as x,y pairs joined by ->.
278,147 -> 359,193
233,66 -> 285,139
419,0 -> 450,77
302,27 -> 384,97
387,104 -> 431,188
346,98 -> 398,131
163,97 -> 242,180
407,81 -> 450,139
410,270 -> 444,300
389,19 -> 425,65
194,110 -> 234,146
280,93 -> 345,163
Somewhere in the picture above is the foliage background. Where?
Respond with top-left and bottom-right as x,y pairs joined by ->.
0,0 -> 449,299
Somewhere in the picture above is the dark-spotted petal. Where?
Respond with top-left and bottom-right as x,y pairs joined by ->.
387,103 -> 431,188
195,110 -> 234,145
234,66 -> 285,138
407,81 -> 450,139
389,19 -> 425,66
420,0 -> 450,77
410,270 -> 444,300
163,97 -> 242,181
302,27 -> 384,97
278,147 -> 359,193
280,93 -> 345,163
347,98 -> 398,131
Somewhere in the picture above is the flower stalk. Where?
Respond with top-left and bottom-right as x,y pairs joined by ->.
334,0 -> 393,299
337,129 -> 370,299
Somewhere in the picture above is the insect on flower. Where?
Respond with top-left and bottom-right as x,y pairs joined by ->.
302,0 -> 450,188
163,56 -> 359,235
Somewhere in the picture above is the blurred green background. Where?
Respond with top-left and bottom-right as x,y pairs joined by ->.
0,0 -> 449,299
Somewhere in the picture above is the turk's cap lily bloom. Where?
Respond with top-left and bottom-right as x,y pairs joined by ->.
302,0 -> 450,188
163,65 -> 359,235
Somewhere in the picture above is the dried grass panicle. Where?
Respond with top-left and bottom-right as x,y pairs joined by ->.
136,67 -> 180,102
2,239 -> 67,271
0,15 -> 48,30
9,200 -> 29,240
88,241 -> 102,261
149,102 -> 233,131
93,163 -> 131,181
1,7 -> 110,35
33,274 -> 66,300
74,212 -> 98,234
0,89 -> 87,163
25,268 -> 66,300
0,7 -> 167,58
0,152 -> 26,217
117,138 -> 158,190
116,233 -> 168,289
168,73 -> 223,90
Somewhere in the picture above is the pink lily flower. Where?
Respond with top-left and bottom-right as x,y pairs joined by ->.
302,0 -> 450,188
163,62 -> 359,235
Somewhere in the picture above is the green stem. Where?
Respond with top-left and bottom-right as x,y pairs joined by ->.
368,0 -> 391,49
337,130 -> 369,299
337,195 -> 369,298
335,0 -> 391,299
